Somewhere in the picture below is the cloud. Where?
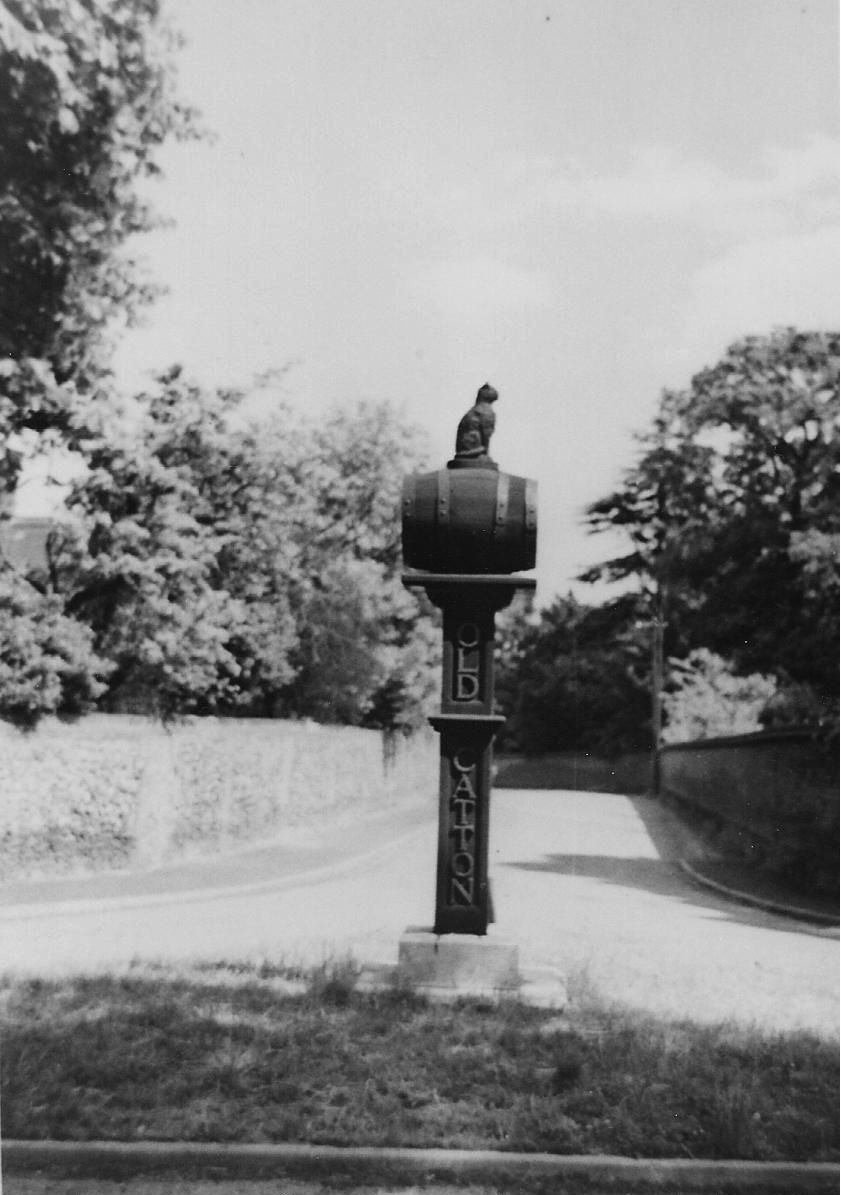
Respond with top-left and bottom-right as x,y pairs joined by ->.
410,254 -> 555,320
420,153 -> 582,233
651,224 -> 840,384
688,225 -> 839,325
422,135 -> 838,240
586,135 -> 837,236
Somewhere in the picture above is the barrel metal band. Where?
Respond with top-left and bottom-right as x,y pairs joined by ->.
525,478 -> 538,533
402,477 -> 416,521
494,472 -> 510,527
436,467 -> 450,525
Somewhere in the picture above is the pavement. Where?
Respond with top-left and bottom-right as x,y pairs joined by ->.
1,787 -> 838,1193
0,801 -> 435,910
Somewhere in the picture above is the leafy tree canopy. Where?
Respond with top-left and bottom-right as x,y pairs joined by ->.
496,592 -> 653,757
0,0 -> 197,501
42,373 -> 438,726
0,564 -> 108,723
0,3 -> 441,731
583,329 -> 839,706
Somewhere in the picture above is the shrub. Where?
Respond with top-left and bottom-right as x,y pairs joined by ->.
662,650 -> 777,743
0,568 -> 109,726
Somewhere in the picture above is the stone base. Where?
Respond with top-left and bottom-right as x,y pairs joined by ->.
354,927 -> 567,1007
356,956 -> 567,1008
397,928 -> 520,997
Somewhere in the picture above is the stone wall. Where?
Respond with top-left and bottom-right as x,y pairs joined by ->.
0,715 -> 437,881
659,729 -> 838,894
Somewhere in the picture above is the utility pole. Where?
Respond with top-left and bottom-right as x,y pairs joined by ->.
651,578 -> 664,795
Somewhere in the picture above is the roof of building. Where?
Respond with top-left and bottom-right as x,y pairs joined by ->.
0,517 -> 55,574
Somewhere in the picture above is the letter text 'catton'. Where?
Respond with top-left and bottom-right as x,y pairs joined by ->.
449,748 -> 477,904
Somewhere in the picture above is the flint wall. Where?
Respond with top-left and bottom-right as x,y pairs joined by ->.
0,715 -> 436,881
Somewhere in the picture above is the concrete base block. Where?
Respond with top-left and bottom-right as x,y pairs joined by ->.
516,966 -> 568,1009
357,956 -> 567,1008
354,927 -> 567,1008
397,928 -> 520,995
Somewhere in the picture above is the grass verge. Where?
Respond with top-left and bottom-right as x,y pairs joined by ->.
0,959 -> 837,1162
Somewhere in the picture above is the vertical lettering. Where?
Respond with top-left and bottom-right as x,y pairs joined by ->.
452,851 -> 474,877
456,646 -> 479,675
451,797 -> 474,825
457,623 -> 480,648
453,749 -> 476,773
453,622 -> 482,703
453,824 -> 474,851
448,743 -> 480,910
455,671 -> 480,700
453,772 -> 477,798
449,876 -> 475,904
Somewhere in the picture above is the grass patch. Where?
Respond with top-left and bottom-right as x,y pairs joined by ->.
1,960 -> 837,1161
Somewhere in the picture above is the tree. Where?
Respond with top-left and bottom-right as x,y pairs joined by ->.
54,372 -> 279,716
581,386 -> 717,601
583,329 -> 839,718
0,5 -> 439,729
275,400 -> 439,727
0,564 -> 107,724
0,0 -> 197,721
281,555 -> 439,729
581,388 -> 719,751
497,593 -> 653,757
680,329 -> 839,694
52,374 -> 438,725
0,0 -> 196,501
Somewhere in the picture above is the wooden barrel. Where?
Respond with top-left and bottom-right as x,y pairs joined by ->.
402,465 -> 537,574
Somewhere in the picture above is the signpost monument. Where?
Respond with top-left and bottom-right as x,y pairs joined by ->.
398,384 -> 537,993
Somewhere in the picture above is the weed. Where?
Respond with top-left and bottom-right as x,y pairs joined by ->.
550,1038 -> 587,1091
306,956 -> 361,1006
707,1078 -> 761,1158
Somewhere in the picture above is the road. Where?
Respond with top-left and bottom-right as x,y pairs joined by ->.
1,789 -> 837,1035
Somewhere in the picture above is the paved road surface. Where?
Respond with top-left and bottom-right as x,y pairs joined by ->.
1,790 -> 837,1035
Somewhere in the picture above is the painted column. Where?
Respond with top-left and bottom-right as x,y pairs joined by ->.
404,575 -> 534,935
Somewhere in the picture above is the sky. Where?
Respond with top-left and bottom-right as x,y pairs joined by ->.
22,0 -> 841,603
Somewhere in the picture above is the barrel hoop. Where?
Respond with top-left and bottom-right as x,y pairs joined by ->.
525,478 -> 538,533
494,471 -> 510,528
402,476 -> 416,524
436,467 -> 451,526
